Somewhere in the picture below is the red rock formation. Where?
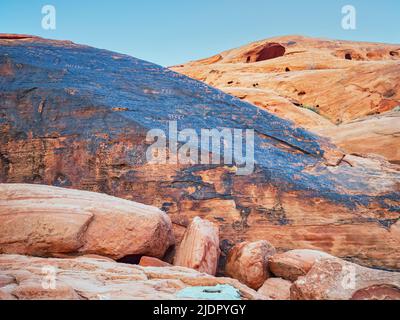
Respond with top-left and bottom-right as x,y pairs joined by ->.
269,249 -> 334,282
291,258 -> 400,300
0,184 -> 175,260
316,111 -> 400,164
173,217 -> 220,275
243,42 -> 286,63
257,278 -> 292,300
171,35 -> 400,163
0,254 -> 262,300
0,255 -> 262,300
0,35 -> 399,272
225,241 -> 276,290
139,256 -> 171,268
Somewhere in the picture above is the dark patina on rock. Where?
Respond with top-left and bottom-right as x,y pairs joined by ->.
0,35 -> 399,271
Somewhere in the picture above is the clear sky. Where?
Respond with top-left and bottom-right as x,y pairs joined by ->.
1,0 -> 399,66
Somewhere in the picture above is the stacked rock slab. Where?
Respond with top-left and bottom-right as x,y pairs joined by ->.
0,35 -> 399,271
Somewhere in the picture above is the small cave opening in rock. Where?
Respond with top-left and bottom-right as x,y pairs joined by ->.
285,67 -> 291,72
345,53 -> 352,60
390,50 -> 399,57
255,43 -> 286,62
117,254 -> 143,265
244,43 -> 286,63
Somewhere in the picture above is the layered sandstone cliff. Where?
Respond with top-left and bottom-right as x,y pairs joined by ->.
0,35 -> 399,272
171,35 -> 400,163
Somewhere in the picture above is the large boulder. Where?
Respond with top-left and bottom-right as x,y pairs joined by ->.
258,278 -> 292,300
291,258 -> 400,300
173,217 -> 220,275
225,241 -> 276,289
0,254 -> 262,300
0,184 -> 175,260
0,35 -> 399,271
269,249 -> 333,281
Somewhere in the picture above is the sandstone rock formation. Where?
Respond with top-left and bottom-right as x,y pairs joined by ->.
0,254 -> 262,300
171,35 -> 400,163
291,258 -> 400,300
0,35 -> 399,271
139,256 -> 171,268
316,111 -> 400,165
225,241 -> 276,289
257,277 -> 292,300
0,184 -> 175,260
174,217 -> 220,275
269,249 -> 334,281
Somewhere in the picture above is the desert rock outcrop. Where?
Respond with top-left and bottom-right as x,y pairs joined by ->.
291,258 -> 400,300
0,184 -> 175,260
257,277 -> 292,300
225,241 -> 276,289
0,35 -> 399,271
139,256 -> 171,268
171,35 -> 400,163
174,217 -> 220,275
0,254 -> 262,300
269,249 -> 334,281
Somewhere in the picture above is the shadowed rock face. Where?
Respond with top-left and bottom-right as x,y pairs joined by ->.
244,43 -> 286,63
0,36 -> 399,271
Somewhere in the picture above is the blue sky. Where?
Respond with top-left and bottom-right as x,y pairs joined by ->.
1,0 -> 399,66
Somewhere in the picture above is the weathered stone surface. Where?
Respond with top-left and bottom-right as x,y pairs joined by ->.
0,254 -> 262,300
174,217 -> 220,275
172,35 -> 400,163
269,249 -> 334,281
139,256 -> 171,268
316,112 -> 400,165
0,184 -> 175,260
0,274 -> 14,287
242,42 -> 286,63
0,35 -> 399,271
258,278 -> 292,300
291,258 -> 400,300
225,241 -> 276,289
